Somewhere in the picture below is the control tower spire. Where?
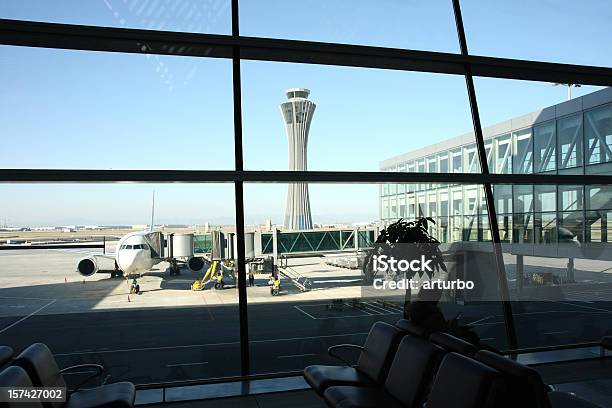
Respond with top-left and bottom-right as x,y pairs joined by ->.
280,88 -> 316,230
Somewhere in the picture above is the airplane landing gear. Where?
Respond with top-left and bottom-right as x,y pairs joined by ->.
129,278 -> 140,294
168,260 -> 181,276
111,262 -> 122,279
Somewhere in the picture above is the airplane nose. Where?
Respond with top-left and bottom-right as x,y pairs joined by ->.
117,251 -> 138,273
118,250 -> 148,275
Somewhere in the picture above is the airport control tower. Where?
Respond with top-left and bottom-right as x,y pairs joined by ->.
280,88 -> 316,230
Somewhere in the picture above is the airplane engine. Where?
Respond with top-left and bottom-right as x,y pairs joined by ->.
77,256 -> 99,277
188,256 -> 205,271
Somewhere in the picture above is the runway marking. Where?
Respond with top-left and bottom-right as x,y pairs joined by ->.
167,361 -> 209,368
542,331 -> 569,336
353,304 -> 374,316
294,303 -> 400,320
0,299 -> 57,334
553,301 -> 612,313
511,310 -> 611,317
54,332 -> 370,357
277,353 -> 317,359
294,306 -> 317,320
316,313 -> 397,320
0,295 -> 54,301
467,316 -> 495,326
364,303 -> 395,314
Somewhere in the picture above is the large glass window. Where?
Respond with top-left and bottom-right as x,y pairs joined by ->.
464,144 -> 479,173
494,134 -> 512,174
586,185 -> 612,243
3,0 -> 611,385
534,121 -> 557,173
0,184 -> 240,384
534,185 -> 557,244
0,46 -> 234,170
557,113 -> 584,171
406,162 -> 415,193
0,0 -> 231,34
242,62 -> 472,172
462,1 -> 612,67
493,183 -> 612,350
513,129 -> 533,174
451,149 -> 463,173
240,0 -> 459,52
585,103 -> 612,173
513,185 -> 534,244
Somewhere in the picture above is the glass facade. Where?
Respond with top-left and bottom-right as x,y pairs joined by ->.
381,97 -> 612,232
380,93 -> 612,349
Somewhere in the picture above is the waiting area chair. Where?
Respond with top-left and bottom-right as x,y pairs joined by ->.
307,320 -> 606,408
0,345 -> 14,368
304,321 -> 403,395
1,342 -> 135,408
0,365 -> 43,408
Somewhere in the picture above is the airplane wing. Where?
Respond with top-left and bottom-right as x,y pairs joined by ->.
50,248 -> 116,259
74,252 -> 117,276
89,253 -> 116,260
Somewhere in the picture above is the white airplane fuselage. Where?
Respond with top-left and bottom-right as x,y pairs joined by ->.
115,231 -> 162,277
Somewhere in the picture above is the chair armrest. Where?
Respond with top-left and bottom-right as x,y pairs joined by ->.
60,364 -> 105,392
328,344 -> 364,366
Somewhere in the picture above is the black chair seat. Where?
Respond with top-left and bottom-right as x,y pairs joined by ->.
425,353 -> 503,408
548,391 -> 603,408
66,382 -> 135,408
303,322 -> 403,396
0,366 -> 43,408
324,385 -> 403,408
0,346 -> 14,368
474,350 -> 550,408
13,343 -> 135,408
304,365 -> 373,395
395,319 -> 430,337
429,332 -> 477,356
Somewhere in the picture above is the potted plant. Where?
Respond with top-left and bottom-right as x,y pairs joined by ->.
363,217 -> 447,318
363,217 -> 483,345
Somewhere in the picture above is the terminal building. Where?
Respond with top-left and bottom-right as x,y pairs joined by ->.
380,87 -> 612,255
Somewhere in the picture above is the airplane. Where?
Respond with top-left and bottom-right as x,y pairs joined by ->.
75,193 -> 205,294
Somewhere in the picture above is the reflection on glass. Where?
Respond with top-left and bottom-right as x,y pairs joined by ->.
534,121 -> 556,173
0,0 -> 231,33
585,104 -> 612,171
494,134 -> 512,174
557,113 -> 583,170
0,184 -> 240,384
513,129 -> 533,174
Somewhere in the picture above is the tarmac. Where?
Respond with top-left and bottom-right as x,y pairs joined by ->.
0,246 -> 610,386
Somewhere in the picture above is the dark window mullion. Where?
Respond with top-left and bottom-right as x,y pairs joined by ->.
231,0 -> 250,377
452,0 -> 518,350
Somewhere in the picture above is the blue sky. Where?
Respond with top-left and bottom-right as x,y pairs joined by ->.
0,1 -> 610,226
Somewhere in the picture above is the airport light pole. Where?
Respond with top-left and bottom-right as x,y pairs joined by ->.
553,83 -> 581,101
